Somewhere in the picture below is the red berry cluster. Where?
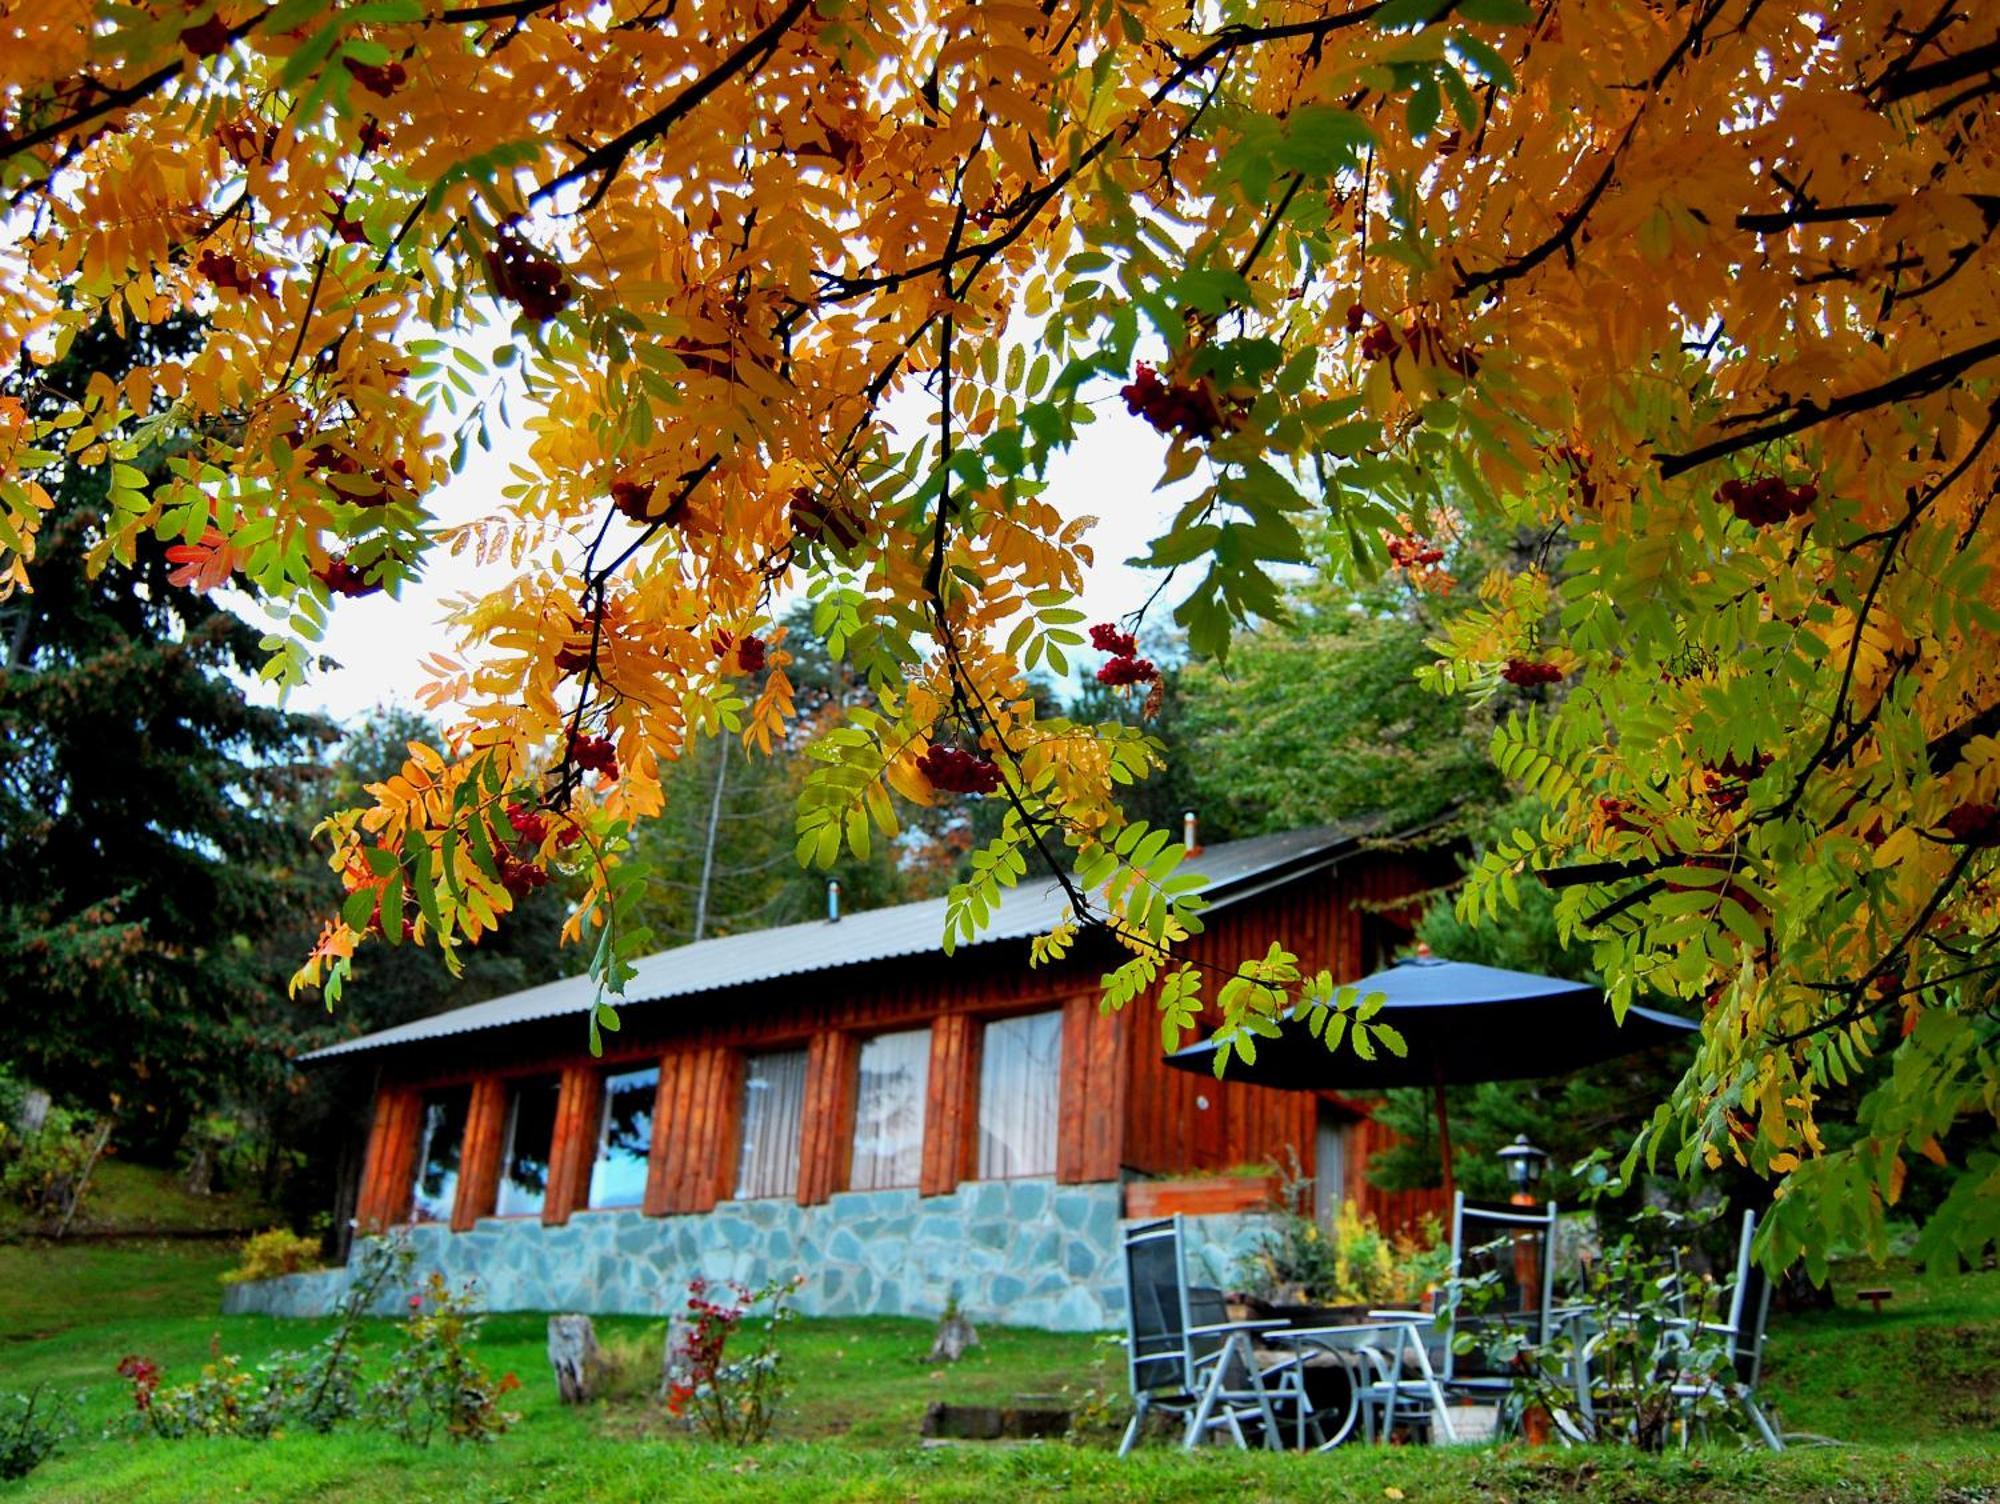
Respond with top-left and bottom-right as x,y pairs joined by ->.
313,555 -> 378,597
217,118 -> 266,163
195,249 -> 272,297
506,802 -> 550,846
1089,623 -> 1137,656
1386,534 -> 1446,568
1712,750 -> 1773,782
735,635 -> 767,675
1716,476 -> 1817,527
610,477 -> 656,522
568,733 -> 618,779
790,486 -> 867,551
179,14 -> 232,57
1941,802 -> 2000,846
1089,621 -> 1157,687
330,205 -> 369,245
1120,364 -> 1241,442
553,642 -> 591,676
485,232 -> 574,322
343,58 -> 407,98
918,743 -> 1003,795
1355,314 -> 1480,377
498,852 -> 549,898
358,119 -> 392,154
1501,658 -> 1563,686
307,442 -> 410,505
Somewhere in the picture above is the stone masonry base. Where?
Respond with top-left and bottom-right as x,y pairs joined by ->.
221,1178 -> 1273,1333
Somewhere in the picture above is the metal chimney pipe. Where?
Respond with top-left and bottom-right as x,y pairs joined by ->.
827,879 -> 841,923
1183,809 -> 1201,854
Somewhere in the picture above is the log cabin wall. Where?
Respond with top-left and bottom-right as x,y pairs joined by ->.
354,844 -> 1452,1232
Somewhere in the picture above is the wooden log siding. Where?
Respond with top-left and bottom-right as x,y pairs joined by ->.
355,1086 -> 421,1229
920,1013 -> 980,1197
452,1075 -> 509,1231
798,1032 -> 861,1205
645,1047 -> 742,1216
541,1065 -> 603,1226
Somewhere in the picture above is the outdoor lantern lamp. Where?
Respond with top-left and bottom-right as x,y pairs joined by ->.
1497,1134 -> 1549,1202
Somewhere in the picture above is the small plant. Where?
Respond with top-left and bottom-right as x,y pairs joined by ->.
665,1273 -> 803,1445
0,1106 -> 109,1225
0,1386 -> 74,1482
222,1227 -> 327,1284
365,1272 -> 519,1445
1239,1157 -> 1447,1308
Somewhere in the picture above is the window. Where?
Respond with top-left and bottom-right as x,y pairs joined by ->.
494,1075 -> 562,1217
733,1048 -> 807,1200
589,1066 -> 659,1209
976,1010 -> 1063,1179
849,1029 -> 929,1191
410,1085 -> 472,1223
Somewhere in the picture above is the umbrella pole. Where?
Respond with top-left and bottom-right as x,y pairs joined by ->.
1433,1076 -> 1455,1206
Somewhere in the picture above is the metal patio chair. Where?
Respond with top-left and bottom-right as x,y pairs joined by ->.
1118,1215 -> 1303,1454
1367,1191 -> 1558,1440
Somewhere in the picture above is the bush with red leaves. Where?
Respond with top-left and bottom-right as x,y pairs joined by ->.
1717,476 -> 1817,527
567,733 -> 618,779
1089,622 -> 1137,657
1941,802 -> 2000,845
313,556 -> 378,598
117,1354 -> 161,1412
485,232 -> 574,322
343,58 -> 407,98
1501,658 -> 1563,687
918,744 -> 1003,795
1120,364 -> 1242,442
736,635 -> 767,674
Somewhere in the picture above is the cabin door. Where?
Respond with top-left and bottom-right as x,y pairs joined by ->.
1314,1101 -> 1352,1228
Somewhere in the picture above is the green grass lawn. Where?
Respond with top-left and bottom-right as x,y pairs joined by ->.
2,1235 -> 1995,1503
0,1160 -> 274,1243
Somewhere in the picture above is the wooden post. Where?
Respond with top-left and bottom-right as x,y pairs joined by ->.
920,1014 -> 980,1197
1057,996 -> 1129,1184
357,1087 -> 421,1230
542,1065 -> 603,1226
645,1047 -> 742,1215
797,1031 -> 859,1205
453,1076 -> 507,1232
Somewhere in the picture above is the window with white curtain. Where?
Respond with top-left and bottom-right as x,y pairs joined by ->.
733,1048 -> 808,1200
589,1066 -> 659,1209
848,1029 -> 929,1191
976,1010 -> 1063,1179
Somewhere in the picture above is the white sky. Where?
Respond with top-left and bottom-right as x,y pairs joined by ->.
267,396 -> 1196,728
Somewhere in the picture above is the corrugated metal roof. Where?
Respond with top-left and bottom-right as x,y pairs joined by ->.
302,823 -> 1372,1062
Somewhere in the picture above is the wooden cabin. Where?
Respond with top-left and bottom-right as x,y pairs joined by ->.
292,823 -> 1454,1330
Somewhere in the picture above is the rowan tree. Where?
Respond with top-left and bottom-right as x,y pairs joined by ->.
4,0 -> 1997,1263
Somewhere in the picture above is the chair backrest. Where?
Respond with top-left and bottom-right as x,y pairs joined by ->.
1122,1215 -> 1197,1399
1444,1190 -> 1559,1382
1720,1209 -> 1772,1387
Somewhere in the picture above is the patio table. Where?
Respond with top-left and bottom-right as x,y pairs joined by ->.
1258,1319 -> 1457,1450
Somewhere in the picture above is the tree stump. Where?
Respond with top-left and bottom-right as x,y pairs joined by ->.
927,1304 -> 979,1364
660,1312 -> 696,1402
547,1314 -> 603,1403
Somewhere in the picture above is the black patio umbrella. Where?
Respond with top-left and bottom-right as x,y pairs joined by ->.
1164,954 -> 1697,1202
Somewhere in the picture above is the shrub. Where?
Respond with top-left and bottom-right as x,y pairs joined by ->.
364,1271 -> 519,1445
665,1273 -> 803,1445
1240,1161 -> 1447,1307
222,1227 -> 327,1285
0,1107 -> 106,1223
0,1386 -> 73,1482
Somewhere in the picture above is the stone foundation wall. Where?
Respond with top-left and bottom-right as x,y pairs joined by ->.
221,1178 -> 1275,1333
